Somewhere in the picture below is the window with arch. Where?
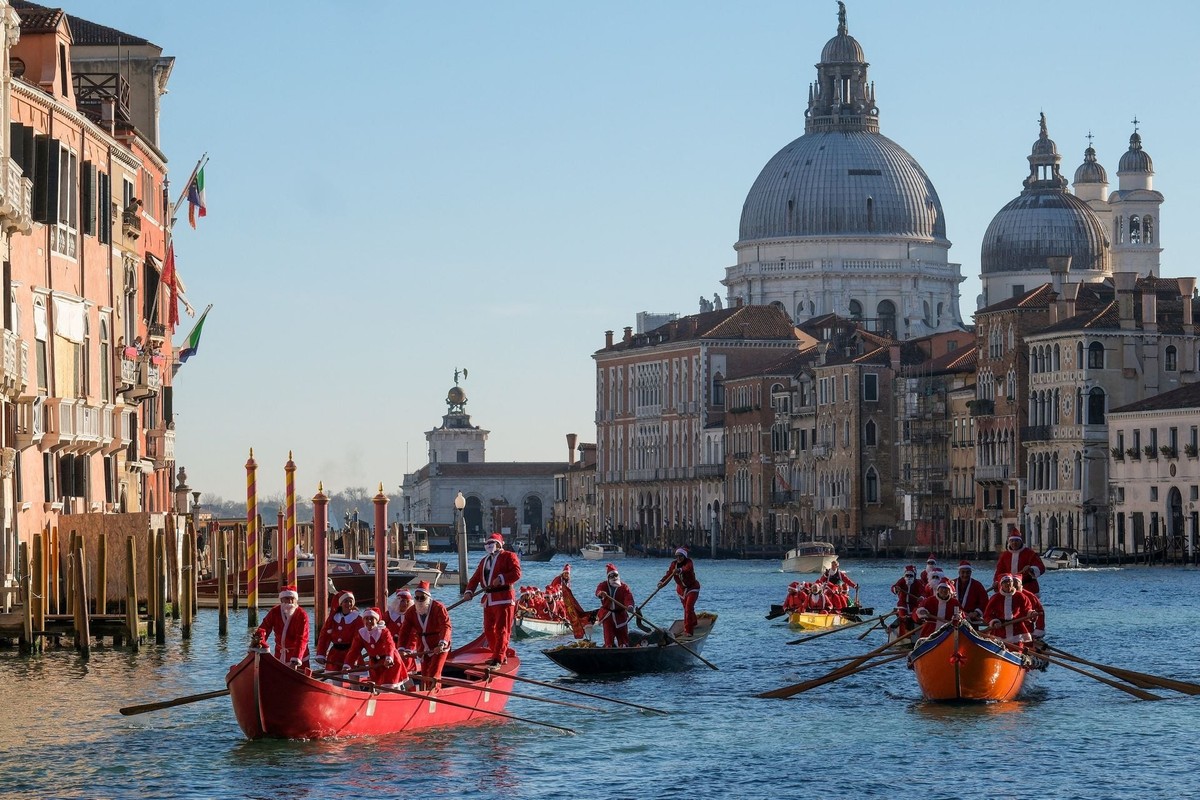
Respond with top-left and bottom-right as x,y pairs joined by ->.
876,300 -> 896,337
33,298 -> 48,393
865,467 -> 879,503
1087,342 -> 1104,369
848,299 -> 863,320
78,316 -> 90,396
1165,345 -> 1177,372
1130,215 -> 1141,244
864,419 -> 877,447
1087,387 -> 1106,425
1144,216 -> 1154,244
712,372 -> 725,407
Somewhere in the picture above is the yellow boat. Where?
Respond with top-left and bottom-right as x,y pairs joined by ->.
787,611 -> 849,631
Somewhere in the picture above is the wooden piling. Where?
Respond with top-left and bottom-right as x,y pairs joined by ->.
167,515 -> 180,621
32,532 -> 45,653
155,530 -> 167,645
231,523 -> 241,613
19,542 -> 32,654
48,526 -> 58,615
217,524 -> 229,635
125,536 -> 140,651
73,544 -> 90,657
65,531 -> 76,619
145,527 -> 156,639
96,534 -> 107,615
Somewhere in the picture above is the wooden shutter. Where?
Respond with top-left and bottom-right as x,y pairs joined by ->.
97,171 -> 111,244
81,161 -> 96,236
32,135 -> 61,224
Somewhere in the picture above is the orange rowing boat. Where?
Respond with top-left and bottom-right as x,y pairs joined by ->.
908,619 -> 1042,702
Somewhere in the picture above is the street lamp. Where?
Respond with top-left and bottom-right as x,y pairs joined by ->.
455,491 -> 468,592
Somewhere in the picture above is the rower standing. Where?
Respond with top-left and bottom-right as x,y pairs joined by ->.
890,565 -> 923,637
657,546 -> 701,636
462,532 -> 522,667
252,586 -> 309,668
399,581 -> 452,690
595,563 -> 635,647
953,561 -> 989,622
993,529 -> 1047,595
820,558 -> 858,598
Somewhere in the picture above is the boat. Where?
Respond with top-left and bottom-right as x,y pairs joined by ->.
787,611 -> 851,631
780,541 -> 837,573
225,634 -> 516,740
1041,547 -> 1080,570
360,553 -> 444,587
513,613 -> 579,639
580,542 -> 625,561
907,619 -> 1044,702
542,612 -> 717,676
768,603 -> 872,621
514,537 -> 557,562
197,556 -> 415,609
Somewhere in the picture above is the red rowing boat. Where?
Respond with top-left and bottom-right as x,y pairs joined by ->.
225,634 -> 517,739
907,619 -> 1042,702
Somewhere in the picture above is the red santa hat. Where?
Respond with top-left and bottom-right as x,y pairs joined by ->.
926,554 -> 937,564
675,547 -> 689,557
958,560 -> 972,570
362,607 -> 381,621
1008,527 -> 1023,542
278,587 -> 298,601
394,588 -> 412,599
488,532 -> 505,545
336,590 -> 355,606
605,563 -> 619,577
561,563 -> 571,573
935,579 -> 953,594
413,580 -> 432,596
904,565 -> 916,575
998,573 -> 1016,584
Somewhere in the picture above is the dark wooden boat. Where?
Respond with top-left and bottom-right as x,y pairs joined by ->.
522,547 -> 557,562
908,618 -> 1042,702
542,612 -> 717,676
197,556 -> 414,609
225,634 -> 516,739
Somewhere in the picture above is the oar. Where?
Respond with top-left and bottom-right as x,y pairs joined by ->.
1043,645 -> 1200,695
760,627 -> 920,699
857,612 -> 897,640
761,652 -> 907,699
120,688 -> 229,716
792,654 -> 871,668
765,604 -> 788,621
435,674 -> 609,713
631,609 -> 718,671
466,668 -> 668,715
1041,654 -> 1164,701
359,679 -> 577,734
445,594 -> 475,612
787,613 -> 885,645
634,580 -> 670,632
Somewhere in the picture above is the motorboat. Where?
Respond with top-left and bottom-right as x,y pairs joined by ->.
780,541 -> 837,573
580,543 -> 625,561
197,555 -> 414,608
1041,547 -> 1080,570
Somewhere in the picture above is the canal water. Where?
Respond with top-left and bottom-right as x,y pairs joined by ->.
2,556 -> 1198,799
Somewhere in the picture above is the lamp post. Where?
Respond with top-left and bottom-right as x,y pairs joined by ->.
455,491 -> 467,592
1023,504 -> 1032,547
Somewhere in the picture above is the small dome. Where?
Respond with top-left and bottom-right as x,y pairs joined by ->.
1118,131 -> 1153,173
1073,146 -> 1107,185
981,190 -> 1109,275
821,33 -> 864,63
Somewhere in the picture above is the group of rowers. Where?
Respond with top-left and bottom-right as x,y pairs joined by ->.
891,529 -> 1047,651
781,558 -> 860,613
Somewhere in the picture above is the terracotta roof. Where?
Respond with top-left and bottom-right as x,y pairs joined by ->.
14,2 -> 155,45
13,3 -> 64,32
601,305 -> 799,353
977,283 -> 1056,314
922,344 -> 977,374
1110,381 -> 1200,414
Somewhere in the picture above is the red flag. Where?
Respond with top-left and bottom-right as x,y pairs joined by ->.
163,244 -> 179,327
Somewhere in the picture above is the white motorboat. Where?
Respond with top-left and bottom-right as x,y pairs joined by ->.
580,542 -> 625,561
1041,547 -> 1080,570
780,541 -> 837,573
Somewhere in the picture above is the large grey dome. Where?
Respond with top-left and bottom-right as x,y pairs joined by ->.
738,131 -> 946,242
981,190 -> 1109,275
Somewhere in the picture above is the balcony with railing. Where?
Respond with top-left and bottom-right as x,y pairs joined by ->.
53,398 -> 110,453
969,399 -> 995,417
121,357 -> 162,401
0,157 -> 33,235
14,395 -> 44,448
1,330 -> 28,398
146,428 -> 175,466
1021,425 -> 1053,442
695,464 -> 725,478
975,464 -> 1010,482
729,501 -> 749,516
105,407 -> 133,455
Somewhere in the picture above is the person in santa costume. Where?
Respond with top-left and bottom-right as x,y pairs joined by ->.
782,582 -> 803,613
657,546 -> 701,635
993,529 -> 1047,595
1012,574 -> 1046,644
348,607 -> 410,689
546,563 -> 573,595
462,532 -> 522,667
820,558 -> 858,595
252,587 -> 309,668
953,561 -> 989,622
889,565 -> 923,637
314,590 -> 364,671
547,564 -> 592,639
400,580 -> 452,690
984,573 -> 1033,649
384,588 -> 414,641
595,563 -> 635,647
913,579 -> 961,638
918,555 -> 939,588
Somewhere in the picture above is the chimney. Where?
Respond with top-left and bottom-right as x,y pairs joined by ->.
1062,281 -> 1081,319
566,433 -> 578,465
623,326 -> 633,344
1045,290 -> 1059,325
1142,288 -> 1158,333
735,297 -> 744,308
1179,277 -> 1196,332
1114,272 -> 1137,330
889,344 -> 901,371
604,330 -> 614,349
818,341 -> 830,365
1047,255 -> 1071,296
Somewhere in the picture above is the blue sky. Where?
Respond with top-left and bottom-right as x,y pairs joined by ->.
73,0 -> 1200,503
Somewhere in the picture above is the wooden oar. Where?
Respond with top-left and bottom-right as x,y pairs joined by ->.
857,611 -> 897,640
445,594 -> 474,612
761,652 -> 907,699
1043,645 -> 1200,695
1041,654 -> 1164,701
765,604 -> 788,621
787,613 -> 885,645
359,679 -> 577,735
792,654 -> 869,668
436,674 -> 610,713
633,580 -> 670,632
120,688 -> 229,716
760,627 -> 920,699
631,609 -> 718,671
466,668 -> 669,715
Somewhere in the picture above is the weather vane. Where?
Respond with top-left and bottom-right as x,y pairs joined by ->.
453,367 -> 469,386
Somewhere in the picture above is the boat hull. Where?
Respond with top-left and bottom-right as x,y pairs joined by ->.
513,614 -> 576,638
780,542 -> 837,573
787,611 -> 849,631
542,613 -> 716,676
579,543 -> 625,561
197,562 -> 413,609
908,621 -> 1029,702
225,635 -> 515,740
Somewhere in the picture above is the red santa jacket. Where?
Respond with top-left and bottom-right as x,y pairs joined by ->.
984,591 -> 1033,640
891,576 -> 924,614
467,550 -> 523,606
595,581 -> 635,627
254,604 -> 310,663
953,576 -> 990,616
914,594 -> 961,625
661,557 -> 701,596
398,600 -> 452,654
348,626 -> 402,674
820,567 -> 858,590
316,609 -> 364,658
993,548 -> 1047,594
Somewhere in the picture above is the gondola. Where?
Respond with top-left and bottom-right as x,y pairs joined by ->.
907,618 -> 1044,702
225,634 -> 516,739
542,612 -> 717,676
513,613 -> 576,639
197,556 -> 415,608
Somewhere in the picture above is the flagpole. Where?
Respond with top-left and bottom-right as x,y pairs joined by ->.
170,153 -> 208,222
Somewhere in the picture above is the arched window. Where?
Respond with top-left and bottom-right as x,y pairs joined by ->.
1130,215 -> 1142,244
1087,342 -> 1105,369
712,372 -> 725,407
33,298 -> 48,393
1165,345 -> 1177,371
876,300 -> 896,338
848,299 -> 863,320
865,468 -> 879,503
1087,387 -> 1106,425
1144,216 -> 1154,244
99,318 -> 111,403
79,316 -> 90,397
864,419 -> 877,447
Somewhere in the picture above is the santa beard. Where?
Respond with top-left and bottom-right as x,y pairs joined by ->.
607,578 -> 621,588
415,599 -> 432,615
280,603 -> 298,620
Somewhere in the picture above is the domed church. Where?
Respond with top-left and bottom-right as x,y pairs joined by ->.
723,2 -> 965,340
